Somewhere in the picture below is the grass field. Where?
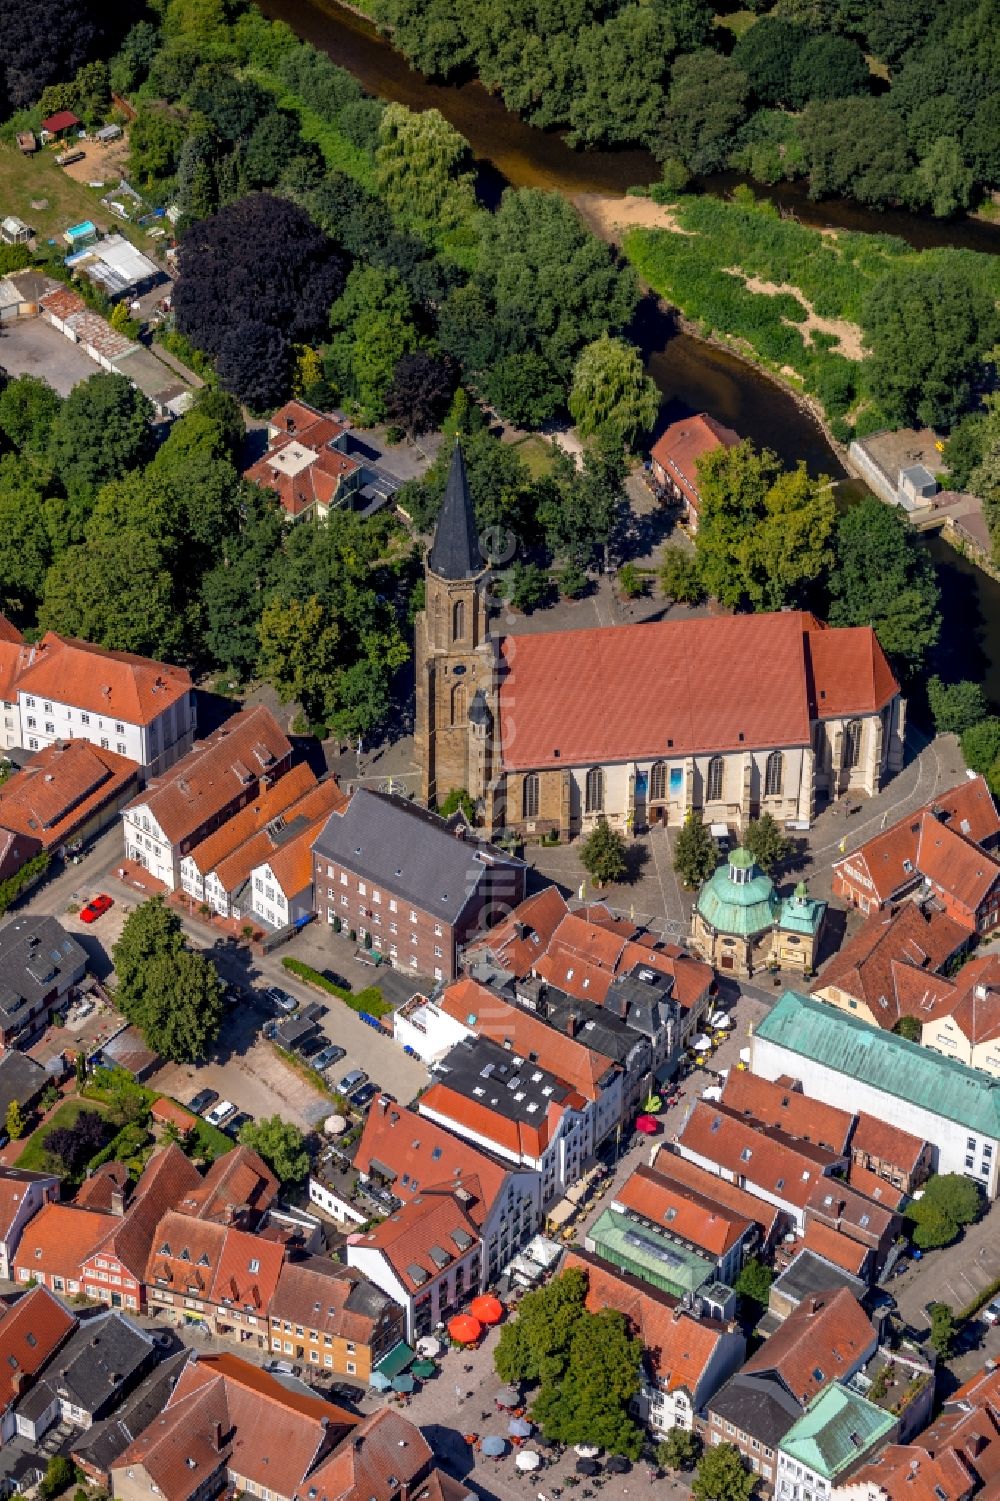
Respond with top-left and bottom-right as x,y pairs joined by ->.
0,143 -> 149,250
512,435 -> 560,479
17,1097 -> 109,1174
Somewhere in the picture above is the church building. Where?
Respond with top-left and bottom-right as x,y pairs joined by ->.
414,445 -> 905,839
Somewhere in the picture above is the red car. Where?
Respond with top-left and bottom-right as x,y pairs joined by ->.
80,894 -> 113,924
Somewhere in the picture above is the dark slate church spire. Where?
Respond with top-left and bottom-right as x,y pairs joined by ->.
427,442 -> 485,580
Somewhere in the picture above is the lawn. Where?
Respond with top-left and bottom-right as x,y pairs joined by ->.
0,143 -> 148,249
512,435 -> 560,480
17,1097 -> 109,1174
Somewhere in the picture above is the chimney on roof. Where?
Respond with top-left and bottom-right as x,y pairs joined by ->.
566,1012 -> 579,1039
286,416 -> 295,433
110,1185 -> 126,1217
213,1422 -> 223,1452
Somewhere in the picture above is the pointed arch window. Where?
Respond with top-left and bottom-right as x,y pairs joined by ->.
843,720 -> 863,769
764,750 -> 783,798
450,682 -> 466,726
585,766 -> 604,814
706,756 -> 724,803
522,773 -> 539,819
452,598 -> 465,642
649,761 -> 667,802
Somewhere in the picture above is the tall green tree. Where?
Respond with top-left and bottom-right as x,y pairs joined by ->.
112,899 -> 222,1063
742,814 -> 792,877
654,52 -> 749,173
927,677 -> 988,736
326,266 -> 421,424
862,264 -> 999,429
568,336 -> 660,451
239,1116 -> 309,1183
375,103 -> 477,231
674,813 -> 719,888
580,818 -> 628,887
0,376 -> 62,455
495,1267 -> 590,1385
47,373 -> 154,518
692,1443 -> 756,1501
827,499 -> 940,676
531,1307 -> 643,1457
569,8 -> 669,149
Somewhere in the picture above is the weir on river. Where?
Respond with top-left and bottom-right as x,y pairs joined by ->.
258,0 -> 1000,708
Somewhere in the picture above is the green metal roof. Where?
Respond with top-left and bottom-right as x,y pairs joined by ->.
588,1207 -> 714,1299
696,854 -> 779,937
757,991 -> 1000,1139
779,1383 -> 895,1480
778,889 -> 826,937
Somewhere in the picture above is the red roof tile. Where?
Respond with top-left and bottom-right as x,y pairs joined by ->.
0,739 -> 139,850
564,1247 -> 737,1397
354,1096 -> 507,1216
418,1079 -> 570,1160
307,1406 -> 433,1501
928,955 -> 1000,1044
649,1150 -> 783,1242
127,707 -> 292,846
14,632 -> 192,726
813,902 -> 967,1027
650,413 -> 740,515
849,1443 -> 978,1501
615,1163 -> 752,1258
187,762 -> 317,876
917,816 -> 1000,921
177,1145 -> 278,1225
245,404 -> 360,520
471,887 -> 570,977
0,1169 -> 56,1241
84,1144 -> 201,1281
676,1101 -> 843,1210
721,1072 -> 853,1154
0,1284 -> 75,1412
14,1203 -> 118,1284
498,611 -> 896,771
833,778 -> 1000,907
844,1162 -> 909,1212
270,1260 -> 391,1345
355,1186 -> 483,1294
800,1221 -> 870,1276
852,1112 -> 929,1177
742,1286 -> 875,1403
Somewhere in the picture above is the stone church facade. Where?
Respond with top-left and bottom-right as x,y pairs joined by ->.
415,446 -> 906,838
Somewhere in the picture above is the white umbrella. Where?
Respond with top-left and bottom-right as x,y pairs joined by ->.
702,1085 -> 722,1102
710,1011 -> 731,1029
739,1047 -> 751,1064
324,1114 -> 348,1135
574,1445 -> 600,1459
516,1451 -> 541,1472
416,1335 -> 441,1358
692,1034 -> 712,1051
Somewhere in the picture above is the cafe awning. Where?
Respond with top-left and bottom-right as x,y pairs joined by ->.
375,1340 -> 415,1378
367,1158 -> 398,1182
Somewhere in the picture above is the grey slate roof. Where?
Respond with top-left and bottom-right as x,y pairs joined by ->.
0,1051 -> 46,1118
709,1371 -> 804,1449
313,790 -> 523,924
71,1349 -> 190,1478
0,915 -> 86,1031
427,443 -> 485,580
22,1309 -> 156,1421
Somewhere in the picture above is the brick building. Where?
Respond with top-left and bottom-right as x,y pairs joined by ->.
649,412 -> 740,531
312,789 -> 525,983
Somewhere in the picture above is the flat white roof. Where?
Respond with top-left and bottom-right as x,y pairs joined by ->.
269,441 -> 317,478
94,233 -> 159,285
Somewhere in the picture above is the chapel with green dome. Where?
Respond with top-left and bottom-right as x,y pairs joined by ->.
691,847 -> 826,977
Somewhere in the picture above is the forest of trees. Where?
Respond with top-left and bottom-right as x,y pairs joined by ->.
371,0 -> 1000,218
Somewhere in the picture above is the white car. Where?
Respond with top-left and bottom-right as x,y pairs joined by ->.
205,1099 -> 237,1128
983,1297 -> 1000,1325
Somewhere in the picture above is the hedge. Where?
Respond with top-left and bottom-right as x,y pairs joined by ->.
0,852 -> 50,917
281,957 -> 392,1019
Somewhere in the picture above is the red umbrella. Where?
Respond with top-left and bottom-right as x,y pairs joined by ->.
469,1295 -> 504,1325
635,1115 -> 659,1135
448,1314 -> 483,1344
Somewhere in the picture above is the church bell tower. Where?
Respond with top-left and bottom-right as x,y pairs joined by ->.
414,443 -> 496,810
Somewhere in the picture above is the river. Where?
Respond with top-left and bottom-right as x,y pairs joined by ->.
260,0 -> 1000,706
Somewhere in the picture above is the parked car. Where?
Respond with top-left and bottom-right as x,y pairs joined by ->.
80,893 -> 114,923
315,1044 -> 346,1071
266,986 -> 298,1014
227,1111 -> 250,1138
983,1298 -> 1000,1325
205,1099 -> 237,1127
298,1034 -> 324,1060
337,1068 -> 367,1095
188,1088 -> 219,1116
349,1081 -> 378,1112
265,1360 -> 296,1377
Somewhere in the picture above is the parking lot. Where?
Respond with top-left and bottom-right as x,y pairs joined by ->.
0,315 -> 99,394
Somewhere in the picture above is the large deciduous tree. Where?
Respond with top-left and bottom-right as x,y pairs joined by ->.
826,499 -> 940,676
174,194 -> 348,407
374,103 -> 477,231
47,373 -> 154,515
0,0 -> 108,111
733,17 -> 807,107
238,1116 -> 309,1183
385,352 -> 458,437
861,264 -> 999,428
112,898 -> 222,1063
654,53 -> 749,174
788,32 -> 870,107
568,336 -> 660,451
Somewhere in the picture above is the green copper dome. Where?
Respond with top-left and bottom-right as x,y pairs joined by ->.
696,849 -> 780,938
